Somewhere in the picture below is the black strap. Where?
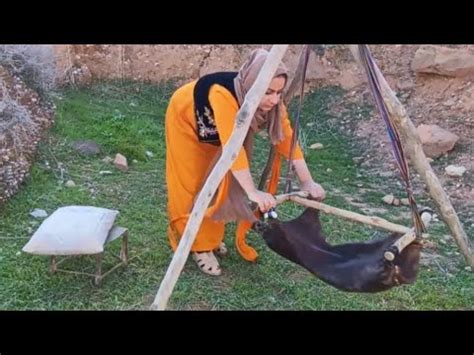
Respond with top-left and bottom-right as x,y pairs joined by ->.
193,71 -> 238,145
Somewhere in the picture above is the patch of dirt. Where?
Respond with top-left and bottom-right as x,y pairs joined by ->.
323,45 -> 473,228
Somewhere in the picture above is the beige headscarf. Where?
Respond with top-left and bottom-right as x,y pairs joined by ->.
234,48 -> 288,145
209,49 -> 289,222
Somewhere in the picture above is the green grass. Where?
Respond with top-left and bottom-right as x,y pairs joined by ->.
0,82 -> 472,310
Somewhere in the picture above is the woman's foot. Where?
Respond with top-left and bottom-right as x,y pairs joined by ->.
214,242 -> 228,257
192,251 -> 221,276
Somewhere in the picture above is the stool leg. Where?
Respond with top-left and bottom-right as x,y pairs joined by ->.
50,256 -> 57,274
95,253 -> 103,286
120,234 -> 129,266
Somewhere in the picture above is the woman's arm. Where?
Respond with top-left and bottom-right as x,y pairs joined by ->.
276,106 -> 326,201
210,86 -> 276,212
292,158 -> 326,201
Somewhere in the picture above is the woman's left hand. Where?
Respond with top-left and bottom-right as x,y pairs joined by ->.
300,180 -> 326,201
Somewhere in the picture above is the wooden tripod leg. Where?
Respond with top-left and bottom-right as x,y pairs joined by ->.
150,45 -> 289,311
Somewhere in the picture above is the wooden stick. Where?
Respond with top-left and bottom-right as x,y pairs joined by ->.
348,45 -> 474,268
384,210 -> 432,261
289,194 -> 411,235
150,45 -> 289,310
275,190 -> 309,204
99,261 -> 126,280
276,191 -> 432,257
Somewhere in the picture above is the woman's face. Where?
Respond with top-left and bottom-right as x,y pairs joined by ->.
259,76 -> 286,112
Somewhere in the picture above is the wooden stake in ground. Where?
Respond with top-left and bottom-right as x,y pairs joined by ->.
348,45 -> 474,269
150,45 -> 289,310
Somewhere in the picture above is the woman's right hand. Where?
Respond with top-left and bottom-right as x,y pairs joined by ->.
247,190 -> 276,213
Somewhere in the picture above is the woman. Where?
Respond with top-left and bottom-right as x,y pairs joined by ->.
165,48 -> 325,276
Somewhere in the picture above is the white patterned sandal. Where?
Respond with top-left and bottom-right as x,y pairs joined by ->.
192,251 -> 222,276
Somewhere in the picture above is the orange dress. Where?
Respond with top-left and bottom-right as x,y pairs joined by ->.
165,81 -> 303,258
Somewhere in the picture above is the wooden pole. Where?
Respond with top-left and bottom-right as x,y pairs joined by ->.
348,45 -> 473,268
384,210 -> 432,261
150,45 -> 289,310
278,191 -> 413,235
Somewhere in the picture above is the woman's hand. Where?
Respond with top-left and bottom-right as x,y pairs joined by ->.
247,190 -> 276,213
232,170 -> 276,212
300,180 -> 326,201
292,160 -> 326,201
